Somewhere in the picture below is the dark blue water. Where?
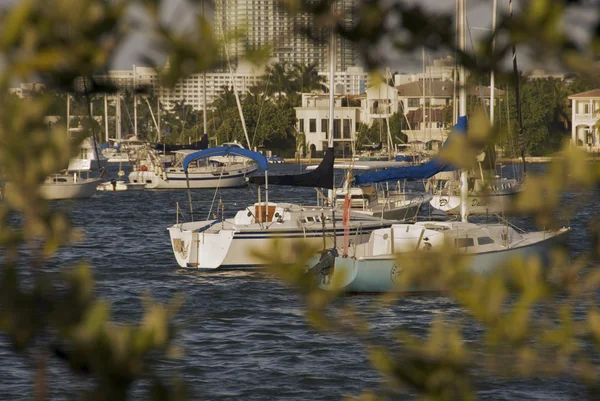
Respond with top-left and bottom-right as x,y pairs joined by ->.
0,163 -> 596,400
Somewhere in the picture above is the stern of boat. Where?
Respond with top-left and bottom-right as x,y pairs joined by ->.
168,221 -> 235,269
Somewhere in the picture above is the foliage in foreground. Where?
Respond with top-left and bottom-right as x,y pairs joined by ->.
0,0 -> 599,400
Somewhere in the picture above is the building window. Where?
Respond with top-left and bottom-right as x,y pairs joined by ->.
309,118 -> 316,133
299,119 -> 305,133
334,119 -> 341,139
407,98 -> 420,108
321,119 -> 328,138
343,119 -> 351,139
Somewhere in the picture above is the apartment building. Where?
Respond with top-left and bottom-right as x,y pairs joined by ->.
214,0 -> 358,72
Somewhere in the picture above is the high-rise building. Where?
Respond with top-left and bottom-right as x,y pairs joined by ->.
213,0 -> 358,72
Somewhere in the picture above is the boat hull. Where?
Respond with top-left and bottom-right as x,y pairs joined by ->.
168,222 -> 389,269
40,178 -> 101,200
129,165 -> 257,189
319,229 -> 568,293
430,191 -> 517,215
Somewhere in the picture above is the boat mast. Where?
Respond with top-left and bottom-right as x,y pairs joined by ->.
202,0 -> 208,142
459,0 -> 468,222
422,47 -> 426,141
385,67 -> 394,159
328,28 -> 335,151
510,0 -> 527,175
104,94 -> 109,143
133,65 -> 138,139
66,93 -> 70,137
329,10 -> 336,249
490,0 -> 497,126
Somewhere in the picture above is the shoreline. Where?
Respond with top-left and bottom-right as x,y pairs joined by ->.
284,155 -> 600,164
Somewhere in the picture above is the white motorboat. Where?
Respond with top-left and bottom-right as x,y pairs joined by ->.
129,148 -> 257,189
314,221 -> 569,293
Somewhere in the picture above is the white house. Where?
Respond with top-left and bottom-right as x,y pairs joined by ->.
394,56 -> 456,86
361,82 -> 400,125
295,93 -> 360,157
569,89 -> 600,151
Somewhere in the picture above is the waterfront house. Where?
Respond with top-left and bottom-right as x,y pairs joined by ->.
361,82 -> 400,125
396,80 -> 504,146
295,93 -> 360,157
569,89 -> 600,152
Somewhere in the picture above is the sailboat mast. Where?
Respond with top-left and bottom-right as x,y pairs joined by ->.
422,47 -> 426,137
66,93 -> 70,137
202,0 -> 208,139
104,94 -> 109,143
510,0 -> 527,175
458,0 -> 466,117
328,28 -> 335,150
490,0 -> 497,126
459,0 -> 468,223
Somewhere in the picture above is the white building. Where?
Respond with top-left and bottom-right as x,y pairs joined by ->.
394,56 -> 456,86
526,68 -> 567,81
214,0 -> 358,72
319,66 -> 368,95
88,63 -> 369,111
295,93 -> 360,156
569,89 -> 600,151
361,82 -> 400,125
90,63 -> 265,111
9,82 -> 46,98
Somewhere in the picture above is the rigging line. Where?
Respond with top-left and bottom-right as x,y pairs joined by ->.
122,94 -> 135,133
217,19 -> 252,149
207,162 -> 227,221
250,77 -> 271,149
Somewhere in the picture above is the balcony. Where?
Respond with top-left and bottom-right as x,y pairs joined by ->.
370,106 -> 391,115
574,113 -> 599,120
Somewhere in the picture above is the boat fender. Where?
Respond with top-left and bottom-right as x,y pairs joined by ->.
306,248 -> 339,277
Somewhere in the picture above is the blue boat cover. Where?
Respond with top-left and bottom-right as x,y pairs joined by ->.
182,146 -> 268,172
354,116 -> 467,185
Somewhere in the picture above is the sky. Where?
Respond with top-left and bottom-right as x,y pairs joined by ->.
111,0 -> 599,74
0,0 -> 597,73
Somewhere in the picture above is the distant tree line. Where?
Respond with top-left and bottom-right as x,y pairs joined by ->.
39,64 -> 600,156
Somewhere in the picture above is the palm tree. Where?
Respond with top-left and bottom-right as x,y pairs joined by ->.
212,86 -> 237,110
291,62 -> 325,93
263,62 -> 293,104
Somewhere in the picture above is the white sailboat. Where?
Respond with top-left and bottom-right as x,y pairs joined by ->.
40,167 -> 102,200
313,0 -> 570,293
329,183 -> 432,221
167,24 -> 393,269
315,221 -> 568,293
428,171 -> 520,215
167,147 -> 393,269
428,0 -> 522,217
128,147 -> 258,189
40,96 -> 103,200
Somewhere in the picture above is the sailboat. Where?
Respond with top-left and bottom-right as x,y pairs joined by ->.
167,24 -> 393,269
428,0 -> 521,217
312,0 -> 569,293
40,96 -> 104,200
